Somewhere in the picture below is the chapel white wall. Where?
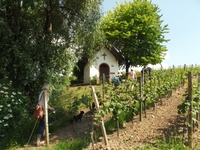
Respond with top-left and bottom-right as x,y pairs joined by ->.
83,48 -> 120,84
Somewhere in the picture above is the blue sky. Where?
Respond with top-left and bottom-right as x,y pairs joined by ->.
101,0 -> 200,68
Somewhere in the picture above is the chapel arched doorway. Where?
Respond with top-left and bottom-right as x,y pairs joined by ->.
99,63 -> 110,83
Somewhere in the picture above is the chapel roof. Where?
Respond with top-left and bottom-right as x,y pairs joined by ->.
108,45 -> 124,64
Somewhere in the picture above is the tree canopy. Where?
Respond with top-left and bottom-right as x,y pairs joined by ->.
100,0 -> 169,73
0,0 -> 105,99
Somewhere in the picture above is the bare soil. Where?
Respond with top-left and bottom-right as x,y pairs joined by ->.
19,85 -> 200,150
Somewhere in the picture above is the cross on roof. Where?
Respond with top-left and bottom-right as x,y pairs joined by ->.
102,52 -> 107,60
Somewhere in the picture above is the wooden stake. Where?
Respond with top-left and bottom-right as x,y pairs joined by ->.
91,86 -> 108,146
188,71 -> 193,148
139,77 -> 143,122
102,73 -> 105,99
44,90 -> 49,146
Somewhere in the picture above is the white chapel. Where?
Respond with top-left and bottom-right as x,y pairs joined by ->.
83,46 -> 124,84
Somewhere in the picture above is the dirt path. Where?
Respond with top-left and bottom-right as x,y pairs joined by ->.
19,85 -> 200,150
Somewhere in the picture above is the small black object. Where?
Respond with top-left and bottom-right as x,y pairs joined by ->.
71,111 -> 84,123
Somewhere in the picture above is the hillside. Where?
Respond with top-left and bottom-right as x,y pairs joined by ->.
18,85 -> 200,150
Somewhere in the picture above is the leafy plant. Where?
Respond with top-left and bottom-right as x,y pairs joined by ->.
0,78 -> 30,148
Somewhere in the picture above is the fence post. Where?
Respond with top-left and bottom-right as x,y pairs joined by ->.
102,73 -> 105,100
44,90 -> 49,146
158,75 -> 162,105
139,77 -> 143,121
198,73 -> 200,122
198,73 -> 200,88
188,71 -> 193,148
91,86 -> 108,146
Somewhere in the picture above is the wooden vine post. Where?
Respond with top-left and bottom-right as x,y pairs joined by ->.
158,75 -> 162,105
139,77 -> 143,121
102,73 -> 105,99
91,86 -> 108,146
188,71 -> 193,148
183,64 -> 186,86
44,90 -> 49,146
150,78 -> 155,110
198,73 -> 200,88
198,73 -> 200,122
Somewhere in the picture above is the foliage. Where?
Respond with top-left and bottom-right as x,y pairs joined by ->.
90,75 -> 98,85
0,77 -> 30,148
0,0 -> 105,102
0,1 -> 105,146
177,79 -> 200,126
71,94 -> 92,114
94,67 -> 186,137
100,0 -> 169,73
4,65 -> 200,149
44,66 -> 200,149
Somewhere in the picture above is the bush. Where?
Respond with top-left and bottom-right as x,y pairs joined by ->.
0,77 -> 30,148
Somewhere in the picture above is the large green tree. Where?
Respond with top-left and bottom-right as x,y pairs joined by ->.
101,0 -> 169,74
0,0 -> 104,100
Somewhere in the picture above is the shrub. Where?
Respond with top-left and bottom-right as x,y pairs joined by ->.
0,77 -> 30,148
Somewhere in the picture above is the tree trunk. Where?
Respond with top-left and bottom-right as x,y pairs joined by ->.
44,0 -> 52,35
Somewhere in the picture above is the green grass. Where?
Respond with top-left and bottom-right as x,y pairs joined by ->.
52,137 -> 89,150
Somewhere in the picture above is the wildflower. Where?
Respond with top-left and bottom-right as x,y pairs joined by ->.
4,116 -> 9,119
8,114 -> 13,118
4,123 -> 8,127
2,86 -> 8,90
17,92 -> 22,94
